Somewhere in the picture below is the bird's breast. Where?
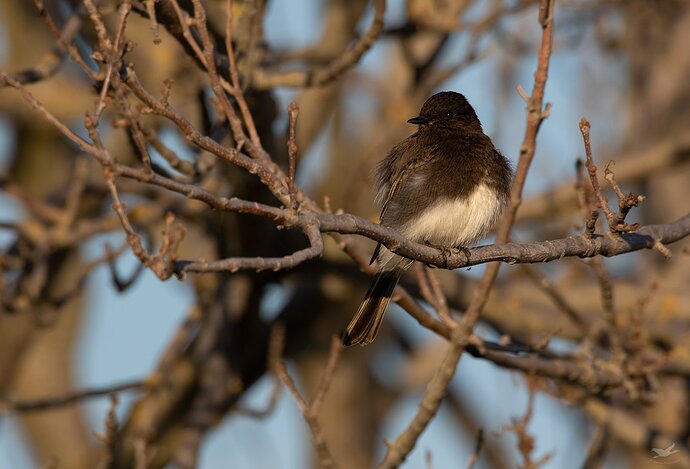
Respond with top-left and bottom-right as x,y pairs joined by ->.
401,183 -> 504,247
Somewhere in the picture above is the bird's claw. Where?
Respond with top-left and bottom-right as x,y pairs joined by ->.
455,246 -> 472,264
424,242 -> 461,269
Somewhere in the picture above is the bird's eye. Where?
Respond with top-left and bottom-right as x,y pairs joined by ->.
446,112 -> 454,119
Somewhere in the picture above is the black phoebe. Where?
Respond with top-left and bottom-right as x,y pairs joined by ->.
343,91 -> 513,346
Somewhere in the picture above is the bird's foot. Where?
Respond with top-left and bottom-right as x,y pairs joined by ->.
455,245 -> 472,264
424,242 -> 461,269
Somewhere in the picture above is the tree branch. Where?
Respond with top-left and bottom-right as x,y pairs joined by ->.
0,381 -> 143,413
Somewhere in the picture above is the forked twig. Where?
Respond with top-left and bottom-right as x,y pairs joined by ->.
579,118 -> 646,234
276,336 -> 343,469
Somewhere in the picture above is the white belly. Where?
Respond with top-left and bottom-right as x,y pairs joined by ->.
401,183 -> 503,248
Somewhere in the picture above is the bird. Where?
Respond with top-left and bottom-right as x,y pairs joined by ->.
342,91 -> 513,346
651,443 -> 679,458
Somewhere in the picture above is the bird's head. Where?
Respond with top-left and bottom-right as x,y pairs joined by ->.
408,91 -> 482,132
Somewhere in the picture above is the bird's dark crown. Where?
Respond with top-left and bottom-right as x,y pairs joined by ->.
409,91 -> 482,131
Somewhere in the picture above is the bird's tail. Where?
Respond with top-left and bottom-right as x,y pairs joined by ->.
342,269 -> 403,346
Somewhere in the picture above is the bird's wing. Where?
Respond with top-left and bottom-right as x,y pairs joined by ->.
370,145 -> 436,265
378,148 -> 435,219
369,171 -> 407,264
668,443 -> 676,451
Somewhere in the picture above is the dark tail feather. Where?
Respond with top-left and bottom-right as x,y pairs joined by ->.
342,269 -> 403,346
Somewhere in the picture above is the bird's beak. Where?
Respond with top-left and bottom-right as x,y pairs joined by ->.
407,115 -> 429,125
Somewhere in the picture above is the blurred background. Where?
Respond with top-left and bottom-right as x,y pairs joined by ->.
1,0 -> 690,468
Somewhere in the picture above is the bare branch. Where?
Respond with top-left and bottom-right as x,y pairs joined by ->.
250,0 -> 387,89
520,264 -> 589,331
582,424 -> 610,469
277,336 -> 343,469
504,383 -> 553,468
466,428 -> 484,469
287,101 -> 299,207
317,211 -> 690,270
604,160 -> 645,230
579,118 -> 644,234
0,381 -> 143,413
6,69 -> 687,279
0,5 -> 83,87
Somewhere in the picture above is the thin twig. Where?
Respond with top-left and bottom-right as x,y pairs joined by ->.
145,0 -> 161,44
56,158 -> 90,234
579,119 -> 610,219
225,0 -> 262,146
582,424 -> 610,469
276,337 -> 343,469
504,384 -> 553,468
587,256 -> 623,359
96,394 -> 120,469
466,428 -> 484,469
395,288 -> 453,338
250,0 -> 387,89
520,264 -> 588,331
1,4 -> 82,87
143,128 -> 196,177
287,102 -> 299,207
235,324 -> 285,418
189,0 -> 265,160
574,158 -> 599,237
46,241 -> 129,308
415,265 -> 453,325
31,0 -> 98,80
0,174 -> 64,222
0,381 -> 143,413
604,160 -> 645,232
